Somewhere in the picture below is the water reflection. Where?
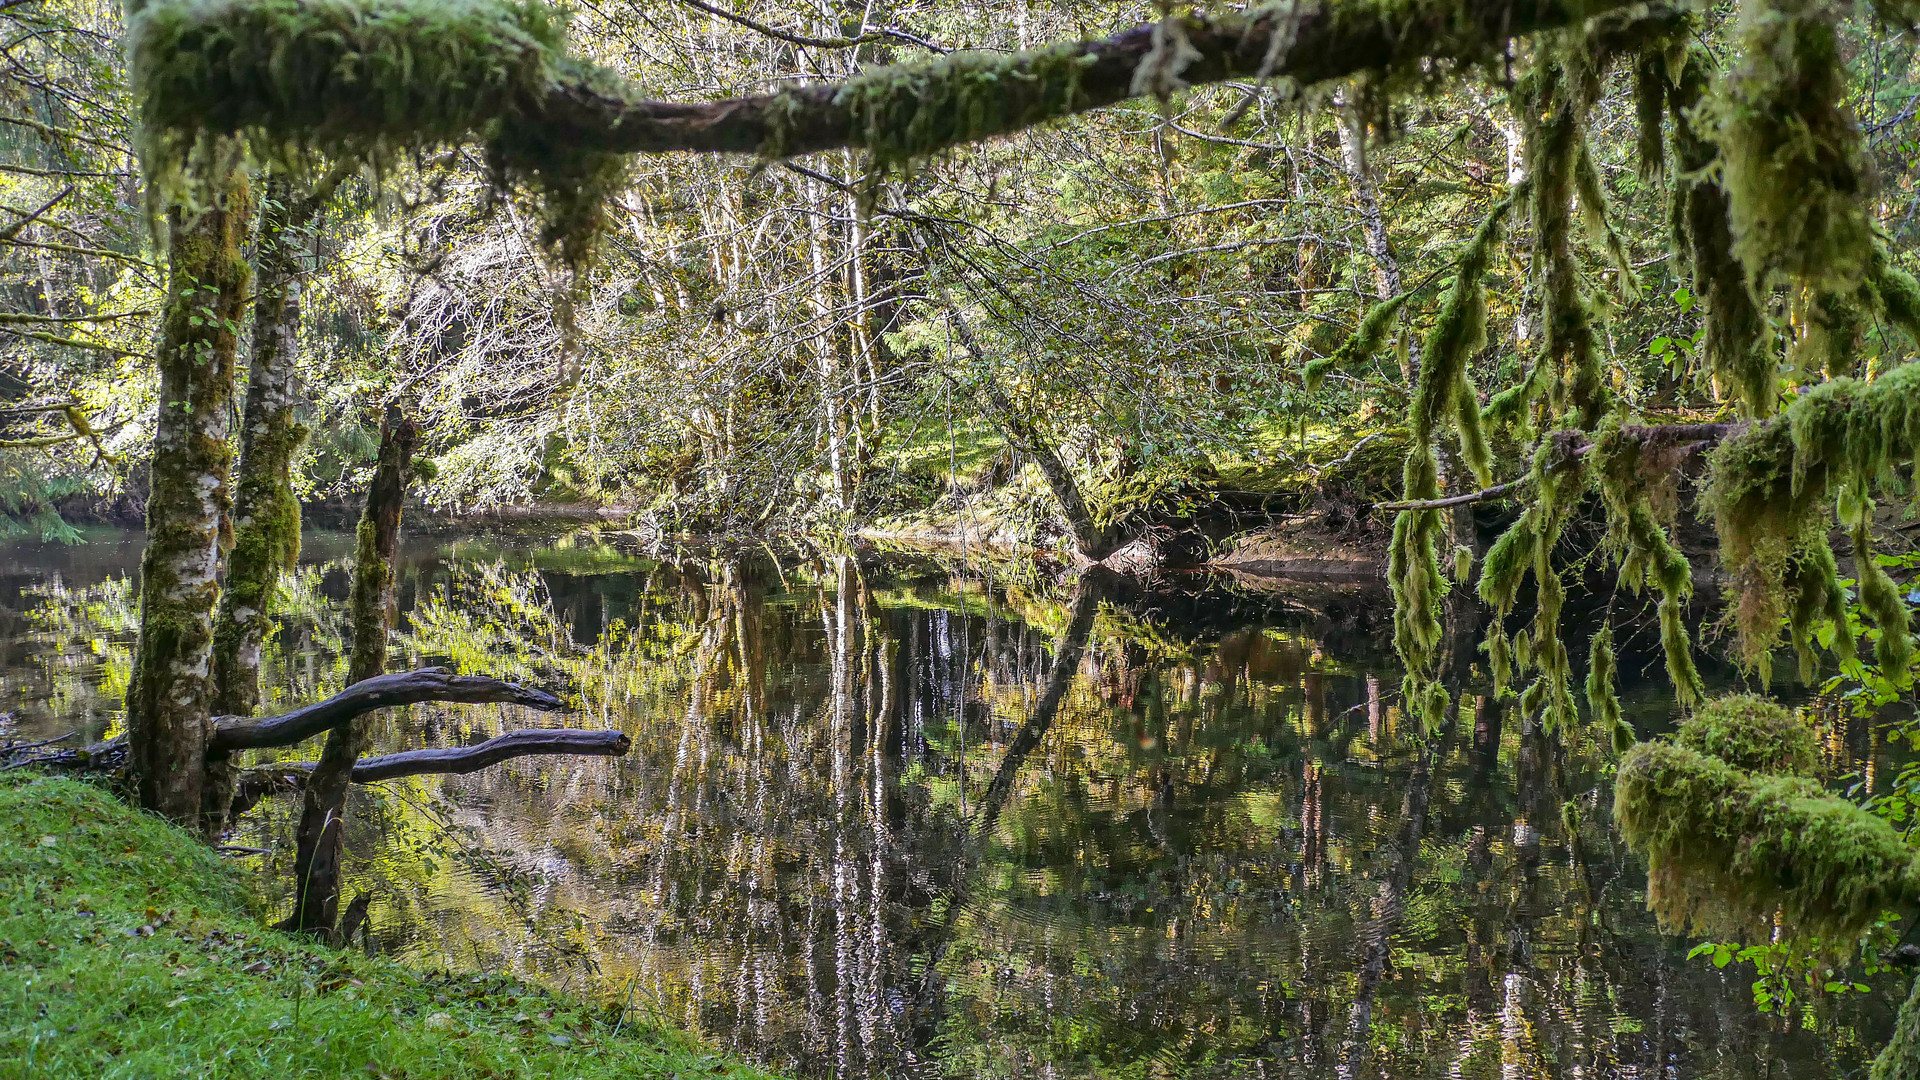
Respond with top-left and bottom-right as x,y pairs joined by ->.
0,530 -> 1900,1078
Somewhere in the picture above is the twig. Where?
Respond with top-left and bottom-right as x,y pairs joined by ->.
1313,431 -> 1385,478
1,731 -> 74,755
1374,477 -> 1526,512
0,185 -> 71,242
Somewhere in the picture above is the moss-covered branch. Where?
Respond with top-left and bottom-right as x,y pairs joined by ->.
135,0 -> 1642,170
1706,361 -> 1920,677
1616,736 -> 1920,947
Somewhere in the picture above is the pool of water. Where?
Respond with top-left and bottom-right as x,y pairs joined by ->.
0,526 -> 1902,1078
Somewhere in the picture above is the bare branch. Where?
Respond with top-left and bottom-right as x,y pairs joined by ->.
0,184 -> 71,242
346,728 -> 630,782
208,667 -> 567,754
672,0 -> 947,53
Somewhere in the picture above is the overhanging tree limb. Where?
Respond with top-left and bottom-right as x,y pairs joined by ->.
140,0 -> 1642,167
1372,421 -> 1739,511
326,729 -> 631,782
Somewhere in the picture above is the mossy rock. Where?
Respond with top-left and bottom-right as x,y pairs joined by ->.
1675,693 -> 1820,776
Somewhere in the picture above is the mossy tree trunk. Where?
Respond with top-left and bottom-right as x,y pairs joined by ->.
205,176 -> 313,832
283,407 -> 418,936
126,173 -> 252,830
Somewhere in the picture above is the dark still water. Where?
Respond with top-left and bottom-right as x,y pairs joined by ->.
0,527 -> 1903,1078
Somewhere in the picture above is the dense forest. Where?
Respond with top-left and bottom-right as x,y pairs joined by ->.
3,0 -> 1920,1073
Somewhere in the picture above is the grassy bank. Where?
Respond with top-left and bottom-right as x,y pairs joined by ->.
0,775 -> 777,1080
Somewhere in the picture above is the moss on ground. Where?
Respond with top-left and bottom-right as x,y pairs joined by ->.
0,775 -> 780,1080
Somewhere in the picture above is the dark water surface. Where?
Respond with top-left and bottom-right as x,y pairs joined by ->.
1,527 -> 1903,1078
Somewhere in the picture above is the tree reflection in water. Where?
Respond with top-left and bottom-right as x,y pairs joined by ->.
0,532 -> 1899,1078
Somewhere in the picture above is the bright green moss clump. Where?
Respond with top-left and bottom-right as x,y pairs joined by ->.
1674,693 -> 1820,775
129,0 -> 627,265
1614,739 -> 1920,947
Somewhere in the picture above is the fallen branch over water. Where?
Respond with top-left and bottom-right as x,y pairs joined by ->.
14,667 -> 569,775
210,667 -> 565,753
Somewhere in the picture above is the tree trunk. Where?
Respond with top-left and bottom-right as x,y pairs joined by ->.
986,380 -> 1115,561
212,177 -> 310,717
206,176 -> 312,833
805,175 -> 854,514
283,407 -> 417,936
127,173 -> 253,829
940,301 -> 1115,561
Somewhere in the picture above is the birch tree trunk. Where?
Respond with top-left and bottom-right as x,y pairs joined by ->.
806,175 -> 853,514
282,407 -> 417,936
127,174 -> 253,829
211,176 -> 310,719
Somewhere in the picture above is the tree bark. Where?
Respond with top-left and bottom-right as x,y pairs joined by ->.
283,407 -> 417,935
205,176 -> 312,833
212,176 -> 310,718
127,171 -> 253,829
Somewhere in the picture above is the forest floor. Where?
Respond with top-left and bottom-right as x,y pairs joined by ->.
0,774 -> 779,1080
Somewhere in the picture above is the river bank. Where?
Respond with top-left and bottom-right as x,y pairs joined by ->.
0,775 -> 778,1080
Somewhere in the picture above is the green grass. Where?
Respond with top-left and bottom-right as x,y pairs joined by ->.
0,775 -> 780,1080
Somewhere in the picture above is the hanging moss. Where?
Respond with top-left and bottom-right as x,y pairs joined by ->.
129,0 -> 627,266
1573,133 -> 1637,293
1630,49 -> 1666,181
1520,50 -> 1611,430
1303,291 -> 1411,391
1585,624 -> 1633,752
1714,0 -> 1874,298
1385,190 -> 1523,720
1869,243 -> 1920,344
1664,45 -> 1776,418
1615,739 -> 1920,948
1702,363 -> 1920,678
1589,422 -> 1705,704
1675,693 -> 1820,775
